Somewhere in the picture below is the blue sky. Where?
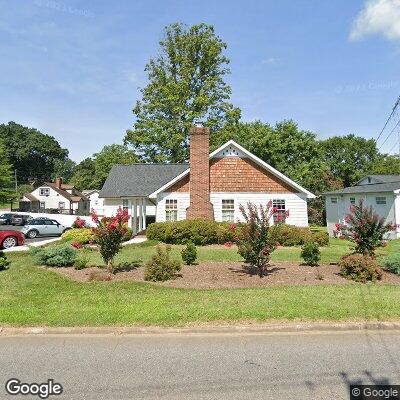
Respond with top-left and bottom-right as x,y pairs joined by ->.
1,0 -> 400,161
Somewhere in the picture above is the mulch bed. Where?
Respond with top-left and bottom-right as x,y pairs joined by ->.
45,262 -> 400,288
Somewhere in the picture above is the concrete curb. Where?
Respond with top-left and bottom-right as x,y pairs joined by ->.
1,322 -> 400,336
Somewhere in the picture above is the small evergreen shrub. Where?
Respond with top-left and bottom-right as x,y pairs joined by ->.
339,254 -> 382,283
268,224 -> 311,246
123,227 -> 133,241
309,231 -> 329,246
61,228 -> 95,244
36,245 -> 77,267
74,255 -> 89,270
381,253 -> 400,276
301,242 -> 321,266
0,251 -> 10,271
181,241 -> 197,265
144,245 -> 181,282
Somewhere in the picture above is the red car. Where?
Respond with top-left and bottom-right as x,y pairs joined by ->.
0,231 -> 25,249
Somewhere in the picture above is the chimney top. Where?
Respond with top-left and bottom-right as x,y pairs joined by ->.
55,177 -> 62,189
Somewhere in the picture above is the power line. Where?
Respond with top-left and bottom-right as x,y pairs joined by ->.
375,95 -> 400,143
378,117 -> 400,152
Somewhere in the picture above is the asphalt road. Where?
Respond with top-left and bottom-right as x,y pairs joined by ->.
0,225 -> 54,244
1,331 -> 400,399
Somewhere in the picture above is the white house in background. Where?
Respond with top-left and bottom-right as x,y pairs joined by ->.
99,125 -> 315,234
324,175 -> 400,239
82,189 -> 105,216
20,178 -> 90,215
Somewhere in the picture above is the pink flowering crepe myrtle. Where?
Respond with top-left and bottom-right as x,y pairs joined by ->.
335,200 -> 396,256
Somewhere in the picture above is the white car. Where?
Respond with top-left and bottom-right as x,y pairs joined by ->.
21,219 -> 69,239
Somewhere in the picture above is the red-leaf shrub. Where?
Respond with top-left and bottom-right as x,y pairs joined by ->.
339,254 -> 382,283
234,201 -> 281,277
72,217 -> 87,229
336,200 -> 395,256
91,208 -> 129,273
71,241 -> 83,249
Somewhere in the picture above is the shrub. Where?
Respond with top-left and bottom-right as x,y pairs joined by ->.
91,208 -> 129,273
61,228 -> 95,245
381,253 -> 400,276
0,251 -> 10,271
123,227 -> 133,242
146,220 -> 241,245
88,270 -> 112,281
339,254 -> 382,283
235,201 -> 282,277
337,200 -> 395,256
36,245 -> 77,267
74,255 -> 89,270
144,245 -> 181,282
269,224 -> 311,246
309,231 -> 329,246
181,241 -> 197,265
301,242 -> 321,266
72,217 -> 88,229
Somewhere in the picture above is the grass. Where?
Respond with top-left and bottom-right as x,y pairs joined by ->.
0,238 -> 400,326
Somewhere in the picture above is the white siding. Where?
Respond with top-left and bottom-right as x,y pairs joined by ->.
325,192 -> 399,239
156,192 -> 309,227
30,186 -> 71,210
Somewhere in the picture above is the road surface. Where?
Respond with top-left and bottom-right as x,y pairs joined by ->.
1,330 -> 400,399
0,225 -> 56,245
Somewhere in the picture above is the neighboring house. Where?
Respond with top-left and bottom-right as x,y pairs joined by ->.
100,125 -> 315,234
324,175 -> 400,239
82,189 -> 105,216
20,178 -> 90,215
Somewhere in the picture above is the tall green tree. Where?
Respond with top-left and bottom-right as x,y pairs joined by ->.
51,158 -> 76,182
320,134 -> 379,187
125,23 -> 241,163
0,140 -> 14,203
0,121 -> 69,183
370,155 -> 400,175
70,145 -> 138,190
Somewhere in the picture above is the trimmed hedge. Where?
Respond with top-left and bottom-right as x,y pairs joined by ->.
61,228 -> 95,244
146,220 -> 240,245
146,220 -> 329,246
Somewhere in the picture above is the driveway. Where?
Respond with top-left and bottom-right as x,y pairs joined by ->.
0,225 -> 60,245
1,331 -> 400,399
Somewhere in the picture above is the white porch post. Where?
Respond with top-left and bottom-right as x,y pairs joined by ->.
139,198 -> 143,232
142,198 -> 147,231
133,198 -> 137,235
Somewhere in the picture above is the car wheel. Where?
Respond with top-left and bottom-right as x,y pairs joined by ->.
2,236 -> 17,249
27,229 -> 39,239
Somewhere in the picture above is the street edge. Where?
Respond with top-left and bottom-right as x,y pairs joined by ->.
1,322 -> 400,336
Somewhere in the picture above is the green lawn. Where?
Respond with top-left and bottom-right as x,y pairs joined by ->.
0,239 -> 400,327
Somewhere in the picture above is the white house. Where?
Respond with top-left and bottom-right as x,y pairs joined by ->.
82,189 -> 105,216
99,125 -> 315,234
324,175 -> 400,239
20,178 -> 90,215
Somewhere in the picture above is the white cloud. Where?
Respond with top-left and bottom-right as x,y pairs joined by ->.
261,57 -> 280,65
350,0 -> 400,41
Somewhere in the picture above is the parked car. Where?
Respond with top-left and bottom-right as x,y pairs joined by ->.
0,230 -> 25,249
0,213 -> 13,225
21,219 -> 69,238
10,214 -> 32,226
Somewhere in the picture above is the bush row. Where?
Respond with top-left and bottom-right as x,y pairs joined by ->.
146,220 -> 329,246
61,227 -> 133,245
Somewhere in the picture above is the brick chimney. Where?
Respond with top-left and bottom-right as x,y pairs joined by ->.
55,177 -> 62,189
186,124 -> 214,220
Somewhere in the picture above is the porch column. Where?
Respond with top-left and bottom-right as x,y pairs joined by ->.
142,198 -> 147,231
138,198 -> 143,232
133,198 -> 138,235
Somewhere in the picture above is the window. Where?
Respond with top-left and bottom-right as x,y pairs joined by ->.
58,202 -> 65,209
273,199 -> 286,224
95,200 -> 99,206
39,188 -> 50,196
39,202 -> 45,209
350,197 -> 355,205
122,199 -> 129,212
376,196 -> 387,205
165,199 -> 178,221
331,197 -> 338,204
222,199 -> 235,222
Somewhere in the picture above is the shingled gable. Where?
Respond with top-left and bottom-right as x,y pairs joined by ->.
149,140 -> 315,199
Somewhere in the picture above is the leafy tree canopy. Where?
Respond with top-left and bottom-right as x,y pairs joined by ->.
125,22 -> 241,163
0,139 -> 14,202
319,134 -> 379,187
70,144 -> 138,190
370,155 -> 400,175
0,121 -> 69,184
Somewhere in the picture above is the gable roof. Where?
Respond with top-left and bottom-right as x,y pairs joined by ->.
99,164 -> 189,198
149,140 -> 315,198
44,182 -> 89,202
23,193 -> 39,202
355,175 -> 400,185
323,181 -> 400,195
